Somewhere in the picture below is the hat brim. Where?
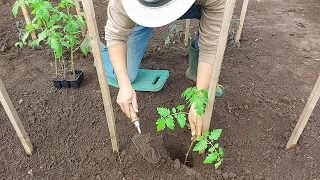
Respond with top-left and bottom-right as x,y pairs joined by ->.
122,0 -> 194,28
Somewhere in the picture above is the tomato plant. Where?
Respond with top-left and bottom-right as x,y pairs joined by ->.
12,0 -> 87,80
156,87 -> 224,168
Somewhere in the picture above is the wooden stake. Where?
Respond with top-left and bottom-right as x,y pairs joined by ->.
21,7 -> 37,40
184,19 -> 191,47
235,0 -> 249,43
0,77 -> 33,156
202,0 -> 236,144
286,74 -> 320,149
74,0 -> 87,37
81,0 -> 119,153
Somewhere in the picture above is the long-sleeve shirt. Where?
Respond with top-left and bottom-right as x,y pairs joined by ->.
105,0 -> 226,64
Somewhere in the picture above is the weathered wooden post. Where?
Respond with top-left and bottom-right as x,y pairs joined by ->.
202,0 -> 236,148
286,74 -> 320,149
235,0 -> 249,43
81,0 -> 119,153
0,77 -> 33,156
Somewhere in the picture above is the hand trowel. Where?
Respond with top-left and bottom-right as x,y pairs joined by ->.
129,103 -> 141,134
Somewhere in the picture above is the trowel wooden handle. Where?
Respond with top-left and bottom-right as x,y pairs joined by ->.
129,103 -> 139,122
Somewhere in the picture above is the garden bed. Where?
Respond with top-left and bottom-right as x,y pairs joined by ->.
1,0 -> 320,179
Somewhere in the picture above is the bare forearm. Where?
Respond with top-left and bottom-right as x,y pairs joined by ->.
108,44 -> 131,88
196,62 -> 213,90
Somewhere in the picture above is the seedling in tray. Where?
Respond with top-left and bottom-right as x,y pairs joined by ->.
156,87 -> 224,168
12,0 -> 88,88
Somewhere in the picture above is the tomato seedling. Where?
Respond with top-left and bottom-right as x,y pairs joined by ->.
12,0 -> 87,80
156,87 -> 224,168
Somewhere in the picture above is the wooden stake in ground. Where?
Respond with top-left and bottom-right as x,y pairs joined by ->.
235,0 -> 249,43
81,0 -> 119,153
0,77 -> 33,156
286,74 -> 320,149
21,7 -> 37,40
202,0 -> 236,140
74,0 -> 87,37
184,19 -> 191,47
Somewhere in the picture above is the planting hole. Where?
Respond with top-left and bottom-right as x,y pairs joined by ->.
152,76 -> 161,85
166,146 -> 194,167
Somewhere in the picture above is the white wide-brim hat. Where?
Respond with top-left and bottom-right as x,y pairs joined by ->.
122,0 -> 195,27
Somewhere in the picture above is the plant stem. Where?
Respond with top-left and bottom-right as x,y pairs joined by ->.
70,45 -> 75,79
205,138 -> 220,154
62,56 -> 66,79
54,56 -> 58,77
184,141 -> 194,165
172,112 -> 189,116
57,57 -> 63,72
184,115 -> 198,165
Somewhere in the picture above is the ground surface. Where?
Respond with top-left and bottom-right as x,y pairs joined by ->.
1,0 -> 320,179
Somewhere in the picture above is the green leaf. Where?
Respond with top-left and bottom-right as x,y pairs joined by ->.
209,129 -> 222,141
37,30 -> 47,42
203,152 -> 218,164
156,117 -> 166,132
42,1 -> 52,10
193,140 -> 207,151
219,147 -> 224,157
81,46 -> 88,56
28,40 -> 39,48
176,113 -> 186,128
197,136 -> 204,141
50,37 -> 59,50
51,25 -> 63,30
203,131 -> 209,137
65,19 -> 78,33
186,92 -> 192,100
12,1 -> 20,18
25,24 -> 33,31
208,147 -> 215,152
214,159 -> 223,169
47,14 -> 61,27
15,42 -> 23,48
50,37 -> 63,58
214,143 -> 219,148
59,2 -> 65,8
22,31 -> 30,43
61,40 -> 70,48
37,9 -> 50,22
195,98 -> 207,116
166,116 -> 175,130
76,15 -> 86,27
157,107 -> 170,117
186,123 -> 191,129
176,105 -> 185,111
164,36 -> 171,46
37,19 -> 42,26
172,107 -> 176,114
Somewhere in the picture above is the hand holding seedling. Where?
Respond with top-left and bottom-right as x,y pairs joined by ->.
189,104 -> 203,140
156,87 -> 224,168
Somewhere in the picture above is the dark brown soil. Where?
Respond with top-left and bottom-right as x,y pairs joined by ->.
1,0 -> 320,179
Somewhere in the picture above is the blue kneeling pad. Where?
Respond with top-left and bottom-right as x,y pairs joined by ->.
89,41 -> 169,92
107,69 -> 169,92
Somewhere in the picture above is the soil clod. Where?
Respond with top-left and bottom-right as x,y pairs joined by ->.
222,172 -> 229,179
131,133 -> 166,164
174,159 -> 181,170
229,172 -> 237,179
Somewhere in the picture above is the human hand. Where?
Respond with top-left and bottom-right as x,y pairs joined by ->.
188,103 -> 203,140
116,85 -> 138,118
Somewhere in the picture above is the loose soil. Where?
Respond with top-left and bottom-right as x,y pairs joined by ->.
1,0 -> 320,179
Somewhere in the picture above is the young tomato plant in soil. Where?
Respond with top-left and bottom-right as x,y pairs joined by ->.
156,87 -> 224,169
12,0 -> 87,80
